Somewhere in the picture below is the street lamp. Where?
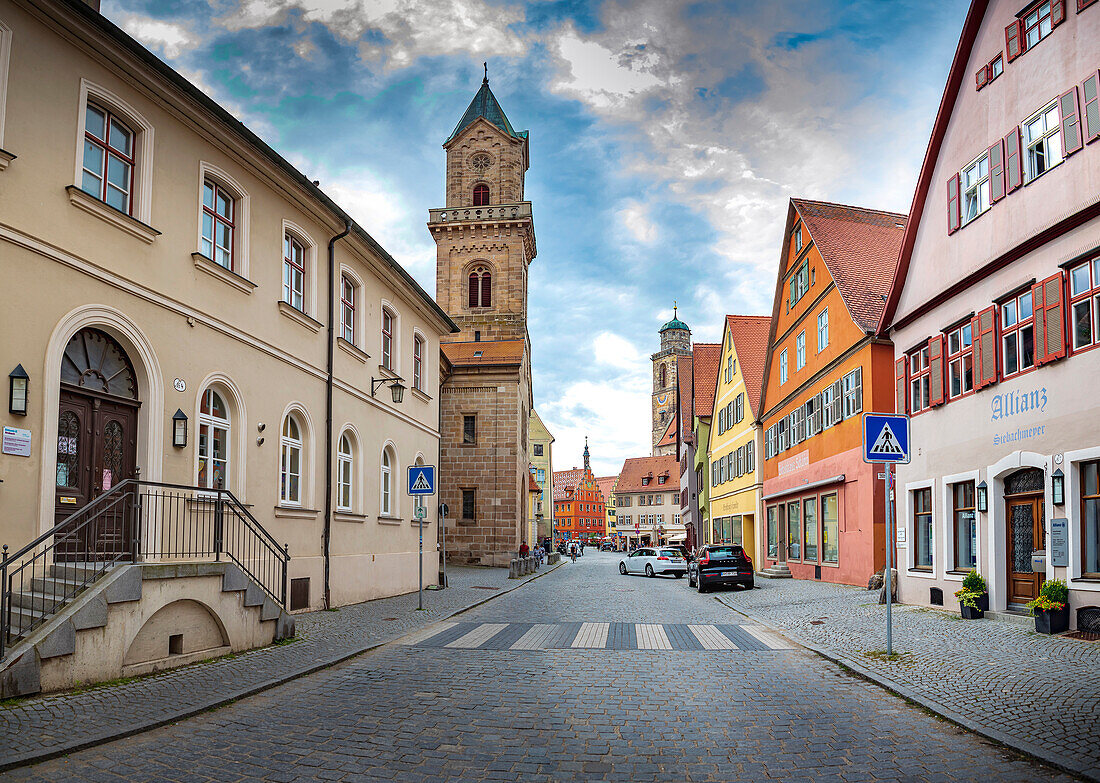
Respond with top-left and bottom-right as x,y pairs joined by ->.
8,364 -> 28,416
371,376 -> 406,404
976,480 -> 988,513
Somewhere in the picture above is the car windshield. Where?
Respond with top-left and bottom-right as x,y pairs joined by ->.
660,550 -> 681,558
707,546 -> 742,558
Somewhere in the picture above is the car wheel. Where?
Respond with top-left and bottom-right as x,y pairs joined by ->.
747,579 -> 755,590
687,572 -> 695,587
645,564 -> 654,578
619,562 -> 627,575
674,572 -> 683,579
697,577 -> 707,594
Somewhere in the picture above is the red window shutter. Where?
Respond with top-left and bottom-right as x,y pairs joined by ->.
988,140 -> 1005,202
947,173 -> 961,234
972,307 -> 998,389
1060,87 -> 1084,156
468,273 -> 479,308
976,67 -> 988,90
481,272 -> 492,308
1083,71 -> 1100,143
1005,20 -> 1023,61
1052,0 -> 1067,23
1004,127 -> 1023,193
928,335 -> 946,406
895,357 -> 907,414
1036,272 -> 1067,363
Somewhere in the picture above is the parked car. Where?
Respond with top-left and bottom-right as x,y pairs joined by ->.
663,544 -> 692,562
599,541 -> 615,551
688,544 -> 754,592
618,547 -> 687,578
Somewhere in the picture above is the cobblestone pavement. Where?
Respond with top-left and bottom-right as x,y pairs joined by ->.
714,576 -> 1100,780
0,562 -> 559,768
3,552 -> 1074,782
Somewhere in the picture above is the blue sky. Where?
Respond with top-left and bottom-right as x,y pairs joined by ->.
106,0 -> 969,476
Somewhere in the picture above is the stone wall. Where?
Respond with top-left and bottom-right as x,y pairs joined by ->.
445,124 -> 525,208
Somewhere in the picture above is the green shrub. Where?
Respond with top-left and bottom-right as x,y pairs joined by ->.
1026,578 -> 1069,614
961,570 -> 987,594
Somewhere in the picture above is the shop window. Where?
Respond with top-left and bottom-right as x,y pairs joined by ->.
946,322 -> 974,398
821,493 -> 838,564
913,488 -> 933,570
909,346 -> 931,413
803,496 -> 818,562
767,506 -> 778,558
786,500 -> 801,560
1069,256 -> 1100,350
952,481 -> 977,571
1082,460 -> 1100,577
1001,289 -> 1035,377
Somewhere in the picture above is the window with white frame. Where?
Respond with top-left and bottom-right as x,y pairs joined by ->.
1069,255 -> 1100,350
283,233 -> 306,311
913,488 -> 933,570
779,349 -> 788,384
1022,0 -> 1054,50
1023,100 -> 1064,182
817,309 -> 828,352
197,388 -> 230,490
1001,288 -> 1035,378
842,367 -> 862,419
794,224 -> 803,253
81,103 -> 134,215
725,352 -> 733,383
788,261 -> 809,308
951,481 -> 976,571
961,152 -> 990,224
381,446 -> 395,516
337,433 -> 354,512
796,331 -> 806,370
280,414 -> 303,506
201,180 -> 235,269
381,308 -> 394,371
413,335 -> 424,391
909,346 -> 931,413
341,275 -> 356,344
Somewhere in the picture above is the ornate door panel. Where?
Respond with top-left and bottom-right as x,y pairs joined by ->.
54,391 -> 94,558
91,400 -> 138,556
1006,498 -> 1044,607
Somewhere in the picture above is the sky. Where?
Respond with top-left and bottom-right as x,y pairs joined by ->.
105,0 -> 970,477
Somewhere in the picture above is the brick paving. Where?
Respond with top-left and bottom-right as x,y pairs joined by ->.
1,552 -> 1075,782
0,562 -> 560,769
715,576 -> 1100,781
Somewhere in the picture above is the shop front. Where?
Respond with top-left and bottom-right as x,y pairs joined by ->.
709,491 -> 758,561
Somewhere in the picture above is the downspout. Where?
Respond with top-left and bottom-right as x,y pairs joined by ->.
324,218 -> 353,610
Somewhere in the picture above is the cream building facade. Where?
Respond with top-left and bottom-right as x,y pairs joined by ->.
528,409 -> 554,543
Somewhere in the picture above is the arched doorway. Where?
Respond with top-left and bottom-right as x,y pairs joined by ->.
1003,466 -> 1045,609
54,328 -> 140,559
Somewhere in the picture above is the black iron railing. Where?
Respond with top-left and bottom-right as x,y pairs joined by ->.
1,479 -> 288,661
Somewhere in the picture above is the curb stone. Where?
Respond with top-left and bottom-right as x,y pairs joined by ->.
714,595 -> 1098,783
0,560 -> 565,772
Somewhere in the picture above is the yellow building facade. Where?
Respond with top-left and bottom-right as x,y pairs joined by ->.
528,410 -> 554,544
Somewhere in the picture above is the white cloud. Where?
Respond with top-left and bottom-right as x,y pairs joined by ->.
592,331 -> 643,370
120,14 -> 196,58
617,200 -> 657,243
542,377 -> 650,478
551,29 -> 665,110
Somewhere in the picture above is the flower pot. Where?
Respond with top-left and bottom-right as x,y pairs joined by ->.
1035,605 -> 1070,635
961,604 -> 984,620
977,593 -> 989,612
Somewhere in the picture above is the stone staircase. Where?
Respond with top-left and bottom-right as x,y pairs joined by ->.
6,563 -> 99,643
758,562 -> 792,579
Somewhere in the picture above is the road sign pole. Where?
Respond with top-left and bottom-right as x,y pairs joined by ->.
440,504 -> 447,589
885,461 -> 893,656
418,507 -> 424,611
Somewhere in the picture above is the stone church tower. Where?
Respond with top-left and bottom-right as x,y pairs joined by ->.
651,307 -> 691,455
429,71 -> 536,566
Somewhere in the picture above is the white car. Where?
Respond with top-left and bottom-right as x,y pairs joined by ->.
618,547 -> 687,578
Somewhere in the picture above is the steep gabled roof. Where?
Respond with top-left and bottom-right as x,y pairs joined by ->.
676,355 -> 694,439
445,77 -> 527,144
595,475 -> 618,502
616,455 -> 679,494
724,315 -> 771,420
792,199 -> 907,333
552,468 -> 585,502
692,343 -> 721,421
656,416 -> 677,450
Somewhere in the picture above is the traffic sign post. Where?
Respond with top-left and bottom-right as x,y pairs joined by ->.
862,414 -> 911,656
408,466 -> 437,610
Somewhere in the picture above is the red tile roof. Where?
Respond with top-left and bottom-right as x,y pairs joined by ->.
615,455 -> 679,494
594,475 -> 618,502
441,339 -> 525,366
725,315 -> 771,419
676,355 -> 694,439
655,416 -> 677,449
692,343 -> 721,421
551,468 -> 585,502
792,199 -> 907,333
528,470 -> 542,493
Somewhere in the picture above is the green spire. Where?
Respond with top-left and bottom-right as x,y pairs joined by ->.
445,64 -> 527,144
659,303 -> 690,333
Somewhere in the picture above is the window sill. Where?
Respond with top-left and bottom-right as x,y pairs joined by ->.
192,252 -> 255,294
410,517 -> 433,526
377,515 -> 403,526
334,511 -> 367,523
0,148 -> 15,171
377,364 -> 400,380
1023,157 -> 1063,188
67,185 -> 160,244
456,518 -> 478,527
274,505 -> 319,519
278,300 -> 322,333
338,337 -> 369,363
411,387 -> 432,403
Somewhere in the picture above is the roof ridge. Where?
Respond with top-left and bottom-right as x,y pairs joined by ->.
792,197 -> 908,221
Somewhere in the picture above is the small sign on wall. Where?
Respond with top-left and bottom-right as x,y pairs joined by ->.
1050,518 -> 1068,567
2,426 -> 31,457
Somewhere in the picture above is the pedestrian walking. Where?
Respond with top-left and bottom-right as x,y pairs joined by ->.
519,540 -> 529,559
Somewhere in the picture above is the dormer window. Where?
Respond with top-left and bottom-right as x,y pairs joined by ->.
473,183 -> 490,206
642,476 -> 651,486
658,475 -> 667,485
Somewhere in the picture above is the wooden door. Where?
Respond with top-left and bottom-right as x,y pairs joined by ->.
1006,497 -> 1044,608
91,397 -> 138,556
54,390 -> 94,528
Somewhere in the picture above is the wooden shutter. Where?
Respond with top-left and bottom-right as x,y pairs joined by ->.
947,173 -> 961,234
895,358 -> 907,414
1083,71 -> 1100,143
1035,272 -> 1067,363
988,140 -> 1006,202
831,379 -> 843,422
972,306 -> 998,388
1005,127 -> 1023,193
1060,87 -> 1084,156
928,335 -> 946,406
1005,19 -> 1023,61
1052,0 -> 1067,23
976,67 -> 988,90
481,272 -> 492,307
468,273 -> 479,307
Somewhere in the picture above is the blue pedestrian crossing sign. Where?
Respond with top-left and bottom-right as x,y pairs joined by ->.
862,413 -> 911,464
407,465 -> 436,496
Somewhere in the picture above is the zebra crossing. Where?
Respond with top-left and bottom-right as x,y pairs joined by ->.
403,621 -> 794,651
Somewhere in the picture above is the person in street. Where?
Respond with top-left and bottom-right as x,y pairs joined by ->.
569,542 -> 578,563
519,541 -> 529,559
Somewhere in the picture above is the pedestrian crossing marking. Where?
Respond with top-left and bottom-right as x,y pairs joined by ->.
571,622 -> 610,648
404,622 -> 794,651
869,421 -> 905,456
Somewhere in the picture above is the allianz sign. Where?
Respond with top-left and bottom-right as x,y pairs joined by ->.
990,386 -> 1048,422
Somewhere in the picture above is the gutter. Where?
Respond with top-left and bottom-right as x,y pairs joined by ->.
323,219 -> 353,609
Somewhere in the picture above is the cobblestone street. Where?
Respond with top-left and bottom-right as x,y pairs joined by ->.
2,553 -> 1077,782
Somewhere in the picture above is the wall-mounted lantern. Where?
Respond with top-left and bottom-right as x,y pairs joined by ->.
371,376 -> 406,404
976,480 -> 988,513
172,408 -> 188,448
1052,469 -> 1065,507
8,364 -> 28,416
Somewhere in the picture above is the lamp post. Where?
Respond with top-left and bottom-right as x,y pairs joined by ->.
371,376 -> 406,404
172,409 -> 188,448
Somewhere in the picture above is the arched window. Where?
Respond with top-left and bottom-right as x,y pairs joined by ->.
281,414 -> 303,505
337,433 -> 354,512
201,179 -> 235,270
473,183 -> 490,206
198,388 -> 230,490
381,446 -> 395,516
381,308 -> 394,370
659,364 -> 667,388
81,103 -> 135,215
468,266 -> 491,309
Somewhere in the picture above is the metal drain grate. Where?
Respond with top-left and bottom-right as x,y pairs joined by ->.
1063,630 -> 1100,642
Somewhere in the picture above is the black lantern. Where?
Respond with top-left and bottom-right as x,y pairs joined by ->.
371,376 -> 405,404
976,480 -> 988,513
8,364 -> 28,416
172,408 -> 188,448
1052,469 -> 1065,506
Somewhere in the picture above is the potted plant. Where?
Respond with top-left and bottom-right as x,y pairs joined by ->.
954,571 -> 989,619
1027,579 -> 1070,635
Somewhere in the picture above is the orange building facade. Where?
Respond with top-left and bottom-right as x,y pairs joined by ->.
551,442 -> 607,543
759,199 -> 904,586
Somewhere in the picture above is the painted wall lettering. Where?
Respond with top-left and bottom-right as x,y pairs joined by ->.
990,386 -> 1047,422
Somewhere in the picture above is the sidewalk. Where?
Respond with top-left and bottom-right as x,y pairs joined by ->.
0,561 -> 563,771
716,578 -> 1100,782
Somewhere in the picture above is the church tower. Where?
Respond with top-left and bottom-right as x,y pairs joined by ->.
651,306 -> 691,454
430,70 -> 536,567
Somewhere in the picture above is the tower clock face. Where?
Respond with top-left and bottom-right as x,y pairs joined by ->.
469,152 -> 493,172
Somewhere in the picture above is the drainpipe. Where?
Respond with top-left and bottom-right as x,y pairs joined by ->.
324,219 -> 352,610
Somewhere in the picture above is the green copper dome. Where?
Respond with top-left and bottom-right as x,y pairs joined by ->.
659,305 -> 689,333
